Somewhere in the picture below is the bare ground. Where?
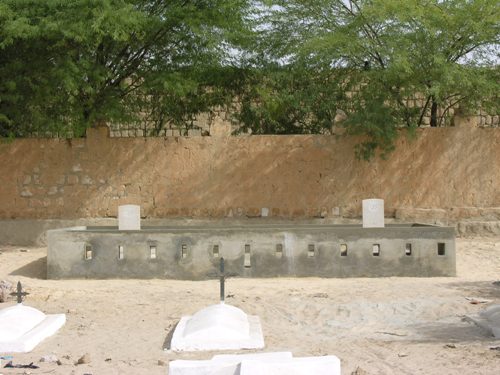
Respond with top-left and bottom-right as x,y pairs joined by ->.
0,237 -> 499,375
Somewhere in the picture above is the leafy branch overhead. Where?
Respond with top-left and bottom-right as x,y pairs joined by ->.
0,0 -> 498,159
246,0 -> 499,158
0,0 -> 253,137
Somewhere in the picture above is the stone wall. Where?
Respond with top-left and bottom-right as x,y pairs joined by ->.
0,127 -> 499,221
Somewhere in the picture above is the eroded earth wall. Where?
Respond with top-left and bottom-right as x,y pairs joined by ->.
0,127 -> 499,221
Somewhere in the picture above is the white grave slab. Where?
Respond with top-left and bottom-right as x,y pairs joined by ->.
169,352 -> 292,375
118,204 -> 141,230
240,355 -> 341,375
170,303 -> 264,351
212,352 -> 292,363
362,199 -> 385,228
169,353 -> 341,375
0,304 -> 66,353
168,359 -> 239,375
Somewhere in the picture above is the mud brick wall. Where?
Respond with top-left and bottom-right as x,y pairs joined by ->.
0,127 -> 499,220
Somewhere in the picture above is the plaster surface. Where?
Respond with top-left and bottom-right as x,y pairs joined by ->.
118,205 -> 141,230
0,304 -> 66,353
169,353 -> 293,375
240,355 -> 341,375
170,303 -> 264,351
47,223 -> 456,279
362,199 -> 384,228
169,353 -> 341,375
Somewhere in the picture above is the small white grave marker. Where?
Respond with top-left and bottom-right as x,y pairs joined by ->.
362,199 -> 385,228
118,205 -> 141,230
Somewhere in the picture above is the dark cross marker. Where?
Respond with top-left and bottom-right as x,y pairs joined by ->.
11,281 -> 29,304
220,257 -> 225,303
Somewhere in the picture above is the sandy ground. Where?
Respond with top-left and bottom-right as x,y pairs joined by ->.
0,238 -> 499,375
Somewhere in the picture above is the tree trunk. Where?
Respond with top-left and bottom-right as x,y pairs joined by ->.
430,96 -> 438,127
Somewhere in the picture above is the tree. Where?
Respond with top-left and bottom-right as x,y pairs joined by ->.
0,0 -> 253,137
249,0 -> 499,158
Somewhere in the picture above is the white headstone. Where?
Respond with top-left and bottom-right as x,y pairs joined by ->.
362,199 -> 385,228
240,355 -> 341,375
170,303 -> 264,351
0,304 -> 66,353
118,205 -> 141,230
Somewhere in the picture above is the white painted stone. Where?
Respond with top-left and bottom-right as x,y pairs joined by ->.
169,353 -> 341,375
261,208 -> 269,217
0,304 -> 66,353
240,355 -> 341,375
169,353 -> 292,375
118,204 -> 141,230
168,359 -> 239,375
362,199 -> 385,228
212,352 -> 292,363
170,303 -> 264,351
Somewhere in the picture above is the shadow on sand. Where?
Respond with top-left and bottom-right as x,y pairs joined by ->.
162,321 -> 179,351
10,256 -> 47,280
445,280 -> 500,301
411,321 -> 493,343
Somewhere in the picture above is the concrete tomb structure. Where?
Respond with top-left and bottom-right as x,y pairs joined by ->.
169,352 -> 342,375
47,202 -> 456,279
0,282 -> 65,353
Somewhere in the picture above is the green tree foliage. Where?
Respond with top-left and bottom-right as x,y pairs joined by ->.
245,0 -> 499,158
0,0 -> 252,137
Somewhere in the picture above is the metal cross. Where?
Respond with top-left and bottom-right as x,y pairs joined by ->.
10,281 -> 29,304
220,257 -> 225,303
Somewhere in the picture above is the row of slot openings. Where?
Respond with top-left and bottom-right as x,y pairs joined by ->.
84,242 -> 447,261
227,243 -> 446,259
85,244 -> 158,260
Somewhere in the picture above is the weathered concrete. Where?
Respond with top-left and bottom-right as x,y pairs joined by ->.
47,223 -> 456,279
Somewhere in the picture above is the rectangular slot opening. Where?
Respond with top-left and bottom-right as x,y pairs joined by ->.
340,244 -> 348,256
437,242 -> 446,256
244,244 -> 251,268
84,244 -> 92,260
150,245 -> 157,259
118,245 -> 124,260
405,243 -> 412,256
308,244 -> 315,257
372,244 -> 380,256
276,244 -> 283,258
212,244 -> 219,258
181,244 -> 188,259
